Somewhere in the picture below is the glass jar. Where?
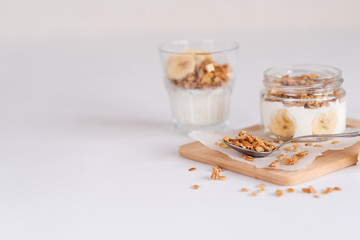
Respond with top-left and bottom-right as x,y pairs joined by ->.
260,64 -> 346,139
159,40 -> 238,133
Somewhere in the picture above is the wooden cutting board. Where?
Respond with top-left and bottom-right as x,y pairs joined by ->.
179,118 -> 360,186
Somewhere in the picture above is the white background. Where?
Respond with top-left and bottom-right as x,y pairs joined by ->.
1,0 -> 360,37
0,0 -> 360,239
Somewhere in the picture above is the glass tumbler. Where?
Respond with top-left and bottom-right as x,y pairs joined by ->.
159,40 -> 238,133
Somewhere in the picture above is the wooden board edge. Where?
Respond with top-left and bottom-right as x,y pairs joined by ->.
347,118 -> 360,128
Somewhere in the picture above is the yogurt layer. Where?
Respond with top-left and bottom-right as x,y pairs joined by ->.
260,99 -> 346,137
168,87 -> 231,127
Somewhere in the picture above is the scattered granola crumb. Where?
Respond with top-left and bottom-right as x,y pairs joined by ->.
297,150 -> 308,157
219,176 -> 227,181
314,144 -> 323,147
289,155 -> 300,165
275,189 -> 283,197
322,187 -> 335,194
210,166 -> 223,180
292,143 -> 300,152
245,156 -> 254,161
241,155 -> 254,161
277,154 -> 285,159
280,149 -> 308,165
302,188 -> 311,193
241,188 -> 249,192
331,141 -> 339,144
210,173 -> 217,180
216,166 -> 223,172
188,167 -> 196,171
211,166 -> 219,180
334,187 -> 342,191
192,185 -> 200,189
281,158 -> 291,165
215,142 -> 230,148
284,146 -> 292,151
309,186 -> 317,193
286,188 -> 295,193
305,143 -> 313,146
314,195 -> 319,198
251,192 -> 258,196
269,159 -> 280,168
258,183 -> 266,193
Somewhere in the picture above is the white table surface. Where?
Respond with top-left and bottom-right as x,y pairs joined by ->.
0,30 -> 360,240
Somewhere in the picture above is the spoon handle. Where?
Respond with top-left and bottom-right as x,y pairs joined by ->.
276,131 -> 360,149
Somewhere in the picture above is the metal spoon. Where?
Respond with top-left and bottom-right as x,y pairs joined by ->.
223,131 -> 360,158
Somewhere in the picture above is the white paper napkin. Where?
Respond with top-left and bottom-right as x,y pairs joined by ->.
189,128 -> 360,171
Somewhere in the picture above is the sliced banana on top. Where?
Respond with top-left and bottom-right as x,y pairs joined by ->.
166,49 -> 214,80
166,54 -> 196,80
312,109 -> 338,134
270,109 -> 296,137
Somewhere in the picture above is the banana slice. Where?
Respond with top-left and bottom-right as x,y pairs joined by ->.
270,109 -> 296,137
166,54 -> 196,80
312,109 -> 338,134
182,49 -> 213,65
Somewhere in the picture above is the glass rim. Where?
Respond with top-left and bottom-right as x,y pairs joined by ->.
159,40 -> 239,55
